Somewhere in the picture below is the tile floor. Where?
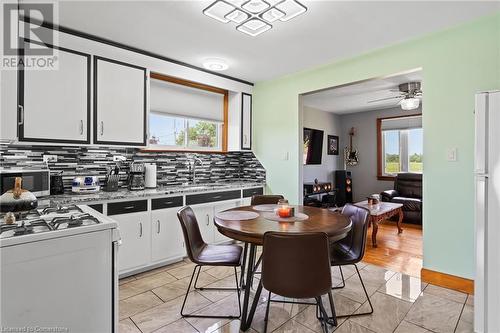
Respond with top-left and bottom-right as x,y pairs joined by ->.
119,258 -> 473,333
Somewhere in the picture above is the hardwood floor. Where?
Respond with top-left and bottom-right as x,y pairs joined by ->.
363,221 -> 423,278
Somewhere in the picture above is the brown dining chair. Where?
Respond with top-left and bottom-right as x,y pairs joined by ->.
177,206 -> 243,319
260,232 -> 337,333
329,204 -> 373,317
239,194 -> 286,288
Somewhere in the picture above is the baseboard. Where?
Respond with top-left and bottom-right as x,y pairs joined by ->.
421,268 -> 474,294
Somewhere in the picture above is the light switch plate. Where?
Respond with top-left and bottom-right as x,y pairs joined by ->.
447,148 -> 457,162
283,152 -> 289,161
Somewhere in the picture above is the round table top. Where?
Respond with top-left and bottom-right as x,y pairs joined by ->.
214,205 -> 352,245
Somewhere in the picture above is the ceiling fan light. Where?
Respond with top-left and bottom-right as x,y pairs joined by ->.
203,0 -> 236,23
275,0 -> 307,22
236,18 -> 272,36
260,7 -> 285,23
225,9 -> 249,23
400,97 -> 420,110
241,0 -> 270,13
203,58 -> 229,71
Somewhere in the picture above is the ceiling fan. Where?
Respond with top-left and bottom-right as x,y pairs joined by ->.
367,82 -> 422,110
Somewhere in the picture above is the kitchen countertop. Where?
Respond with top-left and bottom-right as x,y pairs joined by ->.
46,182 -> 266,205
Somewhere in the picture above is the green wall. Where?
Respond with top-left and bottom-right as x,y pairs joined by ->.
252,13 -> 500,279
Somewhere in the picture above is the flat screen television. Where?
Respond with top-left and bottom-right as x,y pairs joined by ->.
303,127 -> 324,165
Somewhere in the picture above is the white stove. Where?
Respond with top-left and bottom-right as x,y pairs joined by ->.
0,204 -> 120,332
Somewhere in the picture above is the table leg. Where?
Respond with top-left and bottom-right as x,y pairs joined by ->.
397,209 -> 404,234
240,243 -> 248,288
371,218 -> 378,248
240,244 -> 257,331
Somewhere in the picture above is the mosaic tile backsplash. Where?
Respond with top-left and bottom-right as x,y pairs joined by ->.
0,145 -> 266,191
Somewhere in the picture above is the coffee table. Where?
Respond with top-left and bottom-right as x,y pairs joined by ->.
354,200 -> 404,247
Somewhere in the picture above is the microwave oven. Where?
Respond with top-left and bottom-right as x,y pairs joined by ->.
0,169 -> 50,197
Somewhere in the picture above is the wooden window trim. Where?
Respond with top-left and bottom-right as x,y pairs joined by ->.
143,72 -> 229,153
377,113 -> 422,181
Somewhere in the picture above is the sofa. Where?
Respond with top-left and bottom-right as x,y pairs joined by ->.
380,173 -> 422,225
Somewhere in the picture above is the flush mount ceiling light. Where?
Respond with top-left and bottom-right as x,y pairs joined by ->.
202,0 -> 307,36
203,58 -> 229,71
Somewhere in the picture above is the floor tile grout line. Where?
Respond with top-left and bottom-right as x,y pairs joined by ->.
453,300 -> 467,333
129,316 -> 144,333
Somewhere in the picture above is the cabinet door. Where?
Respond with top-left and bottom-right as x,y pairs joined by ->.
151,208 -> 185,263
20,41 -> 90,143
213,201 -> 239,243
241,93 -> 252,150
94,57 -> 146,146
112,211 -> 150,272
190,205 -> 215,244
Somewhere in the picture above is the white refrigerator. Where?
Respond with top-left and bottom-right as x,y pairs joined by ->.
475,91 -> 500,333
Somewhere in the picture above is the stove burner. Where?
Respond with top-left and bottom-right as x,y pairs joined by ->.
41,205 -> 83,215
14,222 -> 34,236
50,213 -> 100,230
0,220 -> 52,236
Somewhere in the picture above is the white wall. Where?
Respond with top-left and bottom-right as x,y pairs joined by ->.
302,106 -> 341,184
339,106 -> 422,201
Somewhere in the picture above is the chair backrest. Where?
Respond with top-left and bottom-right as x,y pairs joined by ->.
177,206 -> 206,263
250,194 -> 284,205
338,204 -> 370,261
262,232 -> 332,299
395,173 -> 422,198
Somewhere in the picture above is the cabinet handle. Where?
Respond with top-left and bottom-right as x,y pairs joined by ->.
123,206 -> 135,210
212,195 -> 222,199
206,214 -> 210,226
244,134 -> 247,145
100,121 -> 104,136
18,105 -> 24,125
139,222 -> 143,237
157,220 -> 160,234
79,120 -> 84,135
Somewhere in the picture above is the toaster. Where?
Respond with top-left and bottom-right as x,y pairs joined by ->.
71,176 -> 100,193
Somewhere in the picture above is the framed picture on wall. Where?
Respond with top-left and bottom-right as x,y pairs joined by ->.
327,135 -> 339,155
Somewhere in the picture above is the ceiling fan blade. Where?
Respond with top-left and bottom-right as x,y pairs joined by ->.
367,95 -> 404,103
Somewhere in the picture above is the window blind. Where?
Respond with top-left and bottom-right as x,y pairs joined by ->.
381,115 -> 422,131
150,78 -> 224,122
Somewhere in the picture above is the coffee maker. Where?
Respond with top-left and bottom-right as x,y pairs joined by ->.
128,162 -> 145,191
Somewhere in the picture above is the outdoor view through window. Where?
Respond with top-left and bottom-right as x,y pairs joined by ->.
383,128 -> 423,175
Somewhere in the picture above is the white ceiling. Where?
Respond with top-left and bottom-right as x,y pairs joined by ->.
41,1 -> 499,82
301,70 -> 423,114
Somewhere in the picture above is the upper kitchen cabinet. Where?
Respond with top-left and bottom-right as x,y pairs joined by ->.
19,40 -> 91,143
94,57 -> 147,146
241,93 -> 252,150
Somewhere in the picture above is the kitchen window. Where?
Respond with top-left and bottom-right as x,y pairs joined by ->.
377,115 -> 423,179
147,73 -> 228,152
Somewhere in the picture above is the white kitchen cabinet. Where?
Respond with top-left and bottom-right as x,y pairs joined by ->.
241,93 -> 252,150
94,57 -> 147,146
191,204 -> 215,244
213,200 -> 239,243
111,211 -> 150,272
19,40 -> 91,143
151,208 -> 185,263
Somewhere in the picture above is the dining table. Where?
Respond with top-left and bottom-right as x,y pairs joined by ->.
214,205 -> 352,331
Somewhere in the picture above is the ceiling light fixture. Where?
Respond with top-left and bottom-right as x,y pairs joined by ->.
203,58 -> 229,71
400,97 -> 420,111
202,0 -> 307,36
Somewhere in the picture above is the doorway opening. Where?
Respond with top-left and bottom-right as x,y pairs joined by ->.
298,69 -> 424,277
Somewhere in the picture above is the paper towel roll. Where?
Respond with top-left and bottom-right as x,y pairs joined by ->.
144,163 -> 157,188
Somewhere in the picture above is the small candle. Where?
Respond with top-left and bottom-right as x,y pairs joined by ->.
278,207 -> 291,218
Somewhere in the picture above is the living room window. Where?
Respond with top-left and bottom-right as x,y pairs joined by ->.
377,115 -> 423,180
147,73 -> 228,152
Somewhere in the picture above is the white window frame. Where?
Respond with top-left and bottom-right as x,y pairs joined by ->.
148,112 -> 223,151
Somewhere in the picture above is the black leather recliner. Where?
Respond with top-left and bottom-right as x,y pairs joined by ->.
380,173 -> 422,225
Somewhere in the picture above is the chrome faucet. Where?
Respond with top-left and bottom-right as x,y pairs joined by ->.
189,156 -> 203,184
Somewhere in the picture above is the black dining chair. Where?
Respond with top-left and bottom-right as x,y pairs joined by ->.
177,206 -> 243,319
260,231 -> 337,333
329,204 -> 373,317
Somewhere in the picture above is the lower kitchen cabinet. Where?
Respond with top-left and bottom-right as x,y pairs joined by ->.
112,211 -> 150,272
191,204 -> 215,244
213,201 -> 239,243
151,207 -> 185,263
